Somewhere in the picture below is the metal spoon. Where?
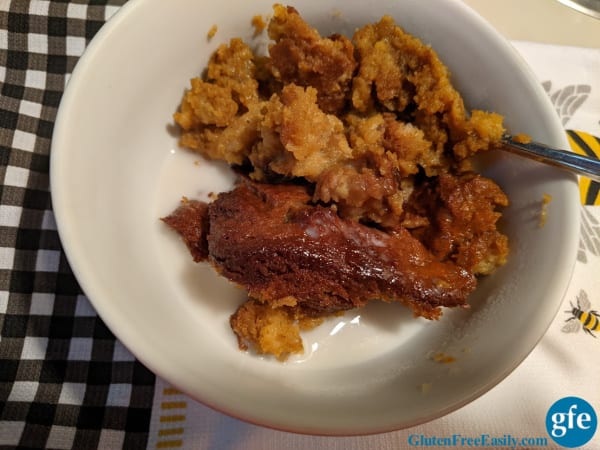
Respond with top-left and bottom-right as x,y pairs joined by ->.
501,134 -> 600,182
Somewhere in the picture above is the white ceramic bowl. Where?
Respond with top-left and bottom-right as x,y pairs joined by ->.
50,0 -> 580,435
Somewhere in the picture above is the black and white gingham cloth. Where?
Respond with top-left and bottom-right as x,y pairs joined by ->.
1,2 -> 157,448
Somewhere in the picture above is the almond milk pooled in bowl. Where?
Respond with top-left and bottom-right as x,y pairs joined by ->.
163,4 -> 509,360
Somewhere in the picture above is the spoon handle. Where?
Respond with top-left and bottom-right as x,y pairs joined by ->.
501,135 -> 600,183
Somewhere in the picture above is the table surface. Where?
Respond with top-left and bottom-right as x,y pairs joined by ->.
1,1 -> 599,449
466,0 -> 600,47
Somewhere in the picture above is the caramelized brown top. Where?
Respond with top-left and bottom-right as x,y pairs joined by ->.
403,173 -> 509,274
206,180 -> 476,319
161,199 -> 209,262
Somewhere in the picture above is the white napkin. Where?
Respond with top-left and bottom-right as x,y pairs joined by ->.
513,41 -> 600,132
146,42 -> 600,450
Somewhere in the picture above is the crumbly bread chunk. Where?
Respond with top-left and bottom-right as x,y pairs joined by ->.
173,6 -> 504,229
167,5 -> 510,359
352,16 -> 504,160
267,4 -> 357,114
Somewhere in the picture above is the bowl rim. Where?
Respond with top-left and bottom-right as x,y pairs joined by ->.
50,0 -> 580,435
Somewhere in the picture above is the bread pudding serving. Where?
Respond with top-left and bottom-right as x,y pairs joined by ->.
162,4 -> 509,360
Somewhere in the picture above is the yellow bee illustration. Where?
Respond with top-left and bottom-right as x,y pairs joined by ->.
562,290 -> 600,338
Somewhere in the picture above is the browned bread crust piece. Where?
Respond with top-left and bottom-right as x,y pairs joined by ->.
164,179 -> 477,321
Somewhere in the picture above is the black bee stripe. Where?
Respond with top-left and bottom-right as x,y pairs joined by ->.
587,182 -> 600,206
567,130 -> 600,205
584,313 -> 593,327
567,130 -> 596,158
591,315 -> 600,331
